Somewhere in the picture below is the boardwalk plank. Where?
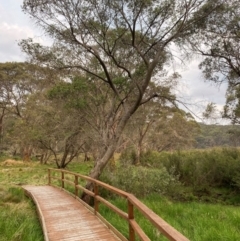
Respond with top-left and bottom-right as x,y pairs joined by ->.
23,185 -> 121,241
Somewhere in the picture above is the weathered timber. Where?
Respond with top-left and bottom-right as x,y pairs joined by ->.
23,185 -> 121,241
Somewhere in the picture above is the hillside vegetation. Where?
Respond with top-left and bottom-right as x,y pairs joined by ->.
195,124 -> 240,149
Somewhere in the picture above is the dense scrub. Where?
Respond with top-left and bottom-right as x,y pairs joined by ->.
101,164 -> 180,197
101,148 -> 240,205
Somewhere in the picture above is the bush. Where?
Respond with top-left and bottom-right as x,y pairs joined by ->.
119,148 -> 137,165
160,148 -> 240,191
109,148 -> 240,203
100,164 -> 180,197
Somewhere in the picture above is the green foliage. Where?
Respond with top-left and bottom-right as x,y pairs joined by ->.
0,202 -> 43,241
224,85 -> 240,124
158,148 -> 240,203
1,187 -> 25,204
100,164 -> 179,197
202,102 -> 217,119
0,153 -> 8,162
119,147 -> 137,165
192,0 -> 240,123
195,124 -> 240,148
140,150 -> 167,167
142,195 -> 240,241
119,148 -> 240,204
48,77 -> 89,109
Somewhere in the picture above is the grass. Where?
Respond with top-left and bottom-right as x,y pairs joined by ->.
0,200 -> 43,241
143,194 -> 240,241
0,157 -> 240,241
0,163 -> 47,241
99,194 -> 240,241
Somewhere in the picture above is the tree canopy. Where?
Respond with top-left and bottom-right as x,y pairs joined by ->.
17,0 -> 232,201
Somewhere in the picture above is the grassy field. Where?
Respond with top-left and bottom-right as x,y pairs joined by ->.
0,158 -> 240,241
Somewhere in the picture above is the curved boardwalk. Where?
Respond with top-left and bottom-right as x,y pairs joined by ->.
23,185 -> 121,241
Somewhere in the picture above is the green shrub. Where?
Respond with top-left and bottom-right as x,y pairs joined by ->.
118,148 -> 240,202
160,148 -> 240,192
119,148 -> 137,165
140,150 -> 163,167
101,164 -> 180,197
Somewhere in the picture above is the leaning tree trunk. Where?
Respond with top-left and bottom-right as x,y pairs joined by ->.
81,109 -> 134,204
81,136 -> 121,203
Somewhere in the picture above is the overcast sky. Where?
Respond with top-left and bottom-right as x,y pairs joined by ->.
0,0 -> 229,124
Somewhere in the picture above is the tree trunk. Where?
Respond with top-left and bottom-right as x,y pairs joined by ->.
135,142 -> 142,165
81,110 -> 133,204
135,122 -> 152,165
0,108 -> 6,145
22,146 -> 33,162
81,141 -> 118,203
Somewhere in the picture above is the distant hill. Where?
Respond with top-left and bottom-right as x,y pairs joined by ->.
195,123 -> 240,148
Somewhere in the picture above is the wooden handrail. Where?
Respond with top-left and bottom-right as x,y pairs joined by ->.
48,168 -> 190,241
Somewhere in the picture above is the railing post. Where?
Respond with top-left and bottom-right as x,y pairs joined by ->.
48,169 -> 51,185
61,171 -> 64,189
94,183 -> 99,215
75,175 -> 78,197
128,200 -> 135,241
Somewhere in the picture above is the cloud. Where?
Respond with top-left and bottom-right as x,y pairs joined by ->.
0,0 -> 33,62
0,22 -> 35,62
182,61 -> 227,105
175,60 -> 228,122
0,0 -> 49,62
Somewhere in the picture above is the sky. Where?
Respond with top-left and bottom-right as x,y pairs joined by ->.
0,0 -> 229,124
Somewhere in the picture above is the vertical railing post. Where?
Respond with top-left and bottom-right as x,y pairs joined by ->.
48,169 -> 51,185
61,171 -> 64,189
94,183 -> 99,215
75,175 -> 78,197
128,200 -> 135,241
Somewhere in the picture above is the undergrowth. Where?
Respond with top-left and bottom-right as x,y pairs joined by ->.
116,147 -> 240,205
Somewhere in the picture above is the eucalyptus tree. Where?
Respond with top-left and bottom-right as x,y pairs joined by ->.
122,80 -> 178,164
21,0 -> 224,198
126,106 -> 200,155
186,0 -> 240,123
149,110 -> 200,151
23,91 -> 87,167
47,75 -> 110,167
0,62 -> 37,120
0,62 -> 58,155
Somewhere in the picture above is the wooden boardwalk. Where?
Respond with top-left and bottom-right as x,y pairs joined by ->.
23,185 -> 121,241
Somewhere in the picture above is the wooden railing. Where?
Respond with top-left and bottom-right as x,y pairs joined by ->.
48,168 -> 190,241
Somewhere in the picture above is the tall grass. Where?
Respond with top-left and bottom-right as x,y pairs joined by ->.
0,162 -> 47,241
0,199 -> 43,241
143,194 -> 240,241
99,194 -> 240,241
